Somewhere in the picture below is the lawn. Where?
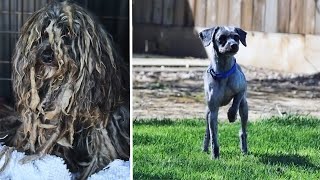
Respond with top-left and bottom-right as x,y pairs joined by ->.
133,115 -> 320,179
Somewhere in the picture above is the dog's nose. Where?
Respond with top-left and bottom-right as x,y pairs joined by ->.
42,49 -> 54,63
231,44 -> 238,51
43,54 -> 53,63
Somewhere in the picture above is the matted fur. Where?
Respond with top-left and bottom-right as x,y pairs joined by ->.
7,1 -> 129,178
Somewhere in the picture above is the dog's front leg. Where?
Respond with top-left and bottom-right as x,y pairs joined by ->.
239,97 -> 248,154
227,92 -> 244,122
203,108 -> 210,153
208,107 -> 219,159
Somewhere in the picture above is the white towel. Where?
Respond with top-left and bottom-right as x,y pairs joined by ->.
0,145 -> 130,180
88,159 -> 130,180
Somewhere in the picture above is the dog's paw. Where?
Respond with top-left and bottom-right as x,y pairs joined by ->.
211,154 -> 220,160
240,145 -> 248,155
202,147 -> 209,154
227,110 -> 237,123
211,147 -> 220,159
241,150 -> 248,155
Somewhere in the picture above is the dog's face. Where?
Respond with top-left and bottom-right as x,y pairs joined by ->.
35,27 -> 72,69
199,26 -> 247,56
25,3 -> 88,81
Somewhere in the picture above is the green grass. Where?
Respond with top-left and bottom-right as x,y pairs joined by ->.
133,115 -> 320,179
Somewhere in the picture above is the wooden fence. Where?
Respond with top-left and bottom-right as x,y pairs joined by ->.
133,0 -> 320,35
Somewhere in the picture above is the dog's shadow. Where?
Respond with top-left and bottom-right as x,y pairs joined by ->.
258,153 -> 319,170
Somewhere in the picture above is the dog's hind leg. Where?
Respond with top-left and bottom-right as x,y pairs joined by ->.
239,97 -> 248,154
227,92 -> 244,123
208,108 -> 219,159
203,108 -> 210,153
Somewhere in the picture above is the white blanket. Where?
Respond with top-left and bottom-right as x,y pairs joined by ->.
0,145 -> 130,180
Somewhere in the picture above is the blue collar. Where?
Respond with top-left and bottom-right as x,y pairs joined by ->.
207,59 -> 237,80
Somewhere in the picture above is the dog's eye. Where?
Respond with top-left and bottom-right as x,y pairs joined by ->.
42,48 -> 54,64
218,35 -> 226,43
234,35 -> 240,42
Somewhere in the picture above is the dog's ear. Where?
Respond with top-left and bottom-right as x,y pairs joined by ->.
199,27 -> 219,47
235,27 -> 247,47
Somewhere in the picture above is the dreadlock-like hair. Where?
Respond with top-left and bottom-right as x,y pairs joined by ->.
9,1 -> 129,178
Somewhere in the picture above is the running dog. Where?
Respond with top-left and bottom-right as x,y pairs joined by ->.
199,26 -> 248,159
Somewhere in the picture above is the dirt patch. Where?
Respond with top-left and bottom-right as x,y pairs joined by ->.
133,66 -> 320,120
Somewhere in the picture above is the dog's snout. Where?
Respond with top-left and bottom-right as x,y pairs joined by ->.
43,54 -> 53,63
42,49 -> 54,63
231,44 -> 238,51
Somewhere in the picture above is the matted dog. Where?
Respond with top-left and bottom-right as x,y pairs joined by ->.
0,1 -> 129,179
199,26 -> 248,159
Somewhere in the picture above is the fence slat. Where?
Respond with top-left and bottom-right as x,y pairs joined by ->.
174,0 -> 185,26
229,0 -> 241,27
205,0 -> 217,27
152,0 -> 163,24
264,0 -> 277,32
304,0 -> 316,34
163,0 -> 174,25
277,0 -> 290,33
289,0 -> 304,34
133,0 -> 143,23
195,0 -> 206,26
143,0 -> 153,23
186,0 -> 195,26
241,0 -> 253,30
217,0 -> 229,25
252,0 -> 265,31
316,0 -> 320,34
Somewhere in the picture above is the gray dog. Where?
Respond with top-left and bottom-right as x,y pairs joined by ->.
199,26 -> 248,159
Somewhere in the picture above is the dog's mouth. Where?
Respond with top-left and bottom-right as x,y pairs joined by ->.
220,47 -> 239,55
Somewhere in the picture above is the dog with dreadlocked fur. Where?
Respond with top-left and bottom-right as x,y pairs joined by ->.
0,1 -> 129,179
